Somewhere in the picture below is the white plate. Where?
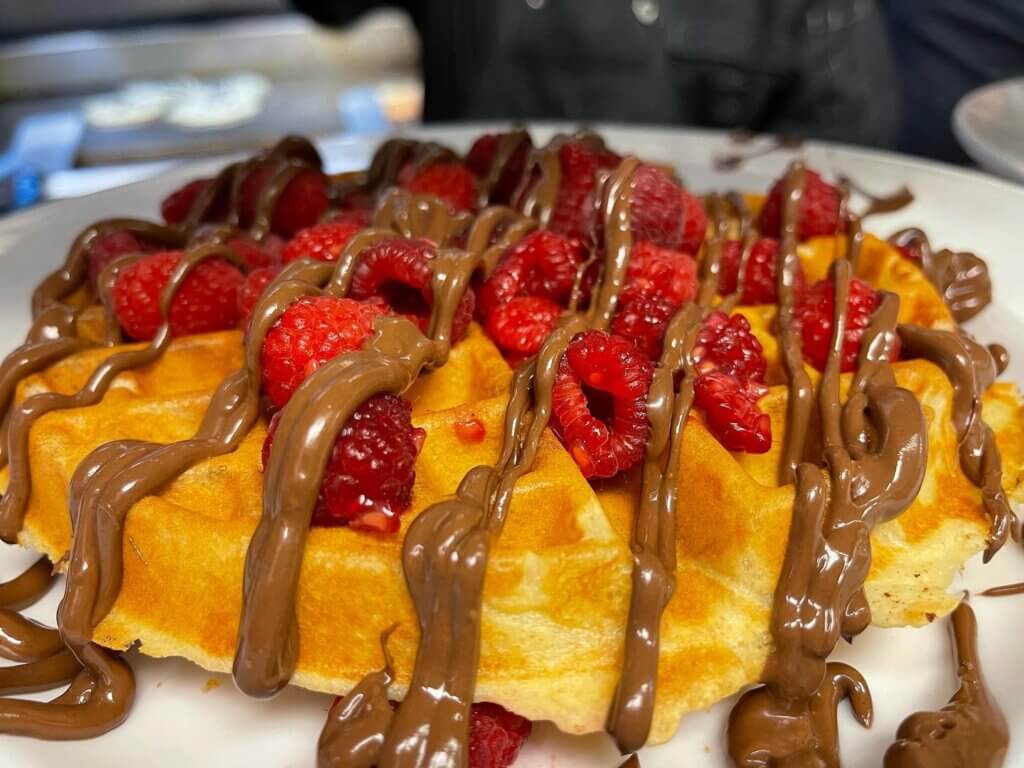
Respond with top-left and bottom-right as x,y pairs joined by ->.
954,77 -> 1024,184
1,125 -> 1022,768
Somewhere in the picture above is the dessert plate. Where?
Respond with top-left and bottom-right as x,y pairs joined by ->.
954,77 -> 1024,184
0,124 -> 1021,768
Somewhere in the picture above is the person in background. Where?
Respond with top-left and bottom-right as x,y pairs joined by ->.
881,0 -> 1024,164
293,0 -> 900,149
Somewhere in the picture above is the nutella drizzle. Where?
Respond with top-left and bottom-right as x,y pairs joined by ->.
317,154 -> 645,767
896,324 -> 1017,559
729,167 -> 928,766
0,132 -> 1014,767
888,228 -> 993,324
884,603 -> 1008,768
838,176 -> 915,219
607,191 -> 728,755
980,582 -> 1024,598
775,164 -> 815,484
713,134 -> 804,172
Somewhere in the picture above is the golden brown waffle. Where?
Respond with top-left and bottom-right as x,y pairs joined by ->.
3,231 -> 1021,744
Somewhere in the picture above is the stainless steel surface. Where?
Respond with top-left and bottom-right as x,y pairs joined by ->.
0,11 -> 418,99
0,0 -> 284,37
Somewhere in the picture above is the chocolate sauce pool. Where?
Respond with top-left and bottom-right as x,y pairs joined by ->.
0,134 -> 1014,766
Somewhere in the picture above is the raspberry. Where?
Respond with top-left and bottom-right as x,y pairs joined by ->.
679,189 -> 709,255
349,239 -> 474,342
237,266 -> 280,327
112,251 -> 243,341
468,702 -> 533,768
477,230 -> 586,320
549,141 -> 622,242
86,231 -> 150,287
611,289 -> 679,360
551,330 -> 653,478
629,164 -> 707,254
718,237 -> 804,306
261,394 -> 425,534
406,162 -> 478,212
453,415 -> 487,444
757,169 -> 841,241
485,296 -> 561,365
896,242 -> 921,262
624,241 -> 698,306
465,135 -> 499,177
282,216 -> 366,265
161,178 -> 216,225
260,296 -> 386,408
693,371 -> 772,453
691,311 -> 767,392
795,277 -> 897,373
465,132 -> 531,205
237,164 -> 330,238
227,236 -> 280,270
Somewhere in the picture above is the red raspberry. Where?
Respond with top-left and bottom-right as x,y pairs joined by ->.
629,164 -> 707,254
282,216 -> 366,265
477,230 -> 586,320
896,242 -> 921,262
468,702 -> 533,768
549,141 -> 622,242
757,169 -> 841,241
260,296 -> 385,408
237,164 -> 330,238
679,189 -> 709,255
86,231 -> 151,287
693,371 -> 771,453
261,393 -> 425,534
349,239 -> 475,342
160,178 -> 215,225
485,296 -> 561,365
453,415 -> 487,444
465,134 -> 500,178
237,266 -> 281,328
795,277 -> 897,372
610,289 -> 679,360
406,162 -> 478,212
691,311 -> 767,392
551,330 -> 654,478
718,237 -> 801,305
624,241 -> 698,306
465,132 -> 531,205
112,251 -> 243,341
226,236 -> 281,270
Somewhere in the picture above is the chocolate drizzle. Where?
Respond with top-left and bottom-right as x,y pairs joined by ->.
888,228 -> 993,324
317,154 -> 646,767
713,134 -> 804,172
607,192 -> 729,755
775,164 -> 814,484
980,582 -> 1024,597
838,176 -> 915,219
897,324 -> 1017,559
728,167 -> 928,765
884,603 -> 1008,768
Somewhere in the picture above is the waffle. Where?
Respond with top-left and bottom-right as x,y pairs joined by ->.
4,233 -> 1021,744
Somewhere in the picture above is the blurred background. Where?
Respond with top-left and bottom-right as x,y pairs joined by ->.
1,0 -> 1022,213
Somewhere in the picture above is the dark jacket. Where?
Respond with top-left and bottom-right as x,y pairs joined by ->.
295,0 -> 899,148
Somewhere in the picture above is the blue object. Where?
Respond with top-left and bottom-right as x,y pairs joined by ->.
337,86 -> 391,135
0,111 -> 85,212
